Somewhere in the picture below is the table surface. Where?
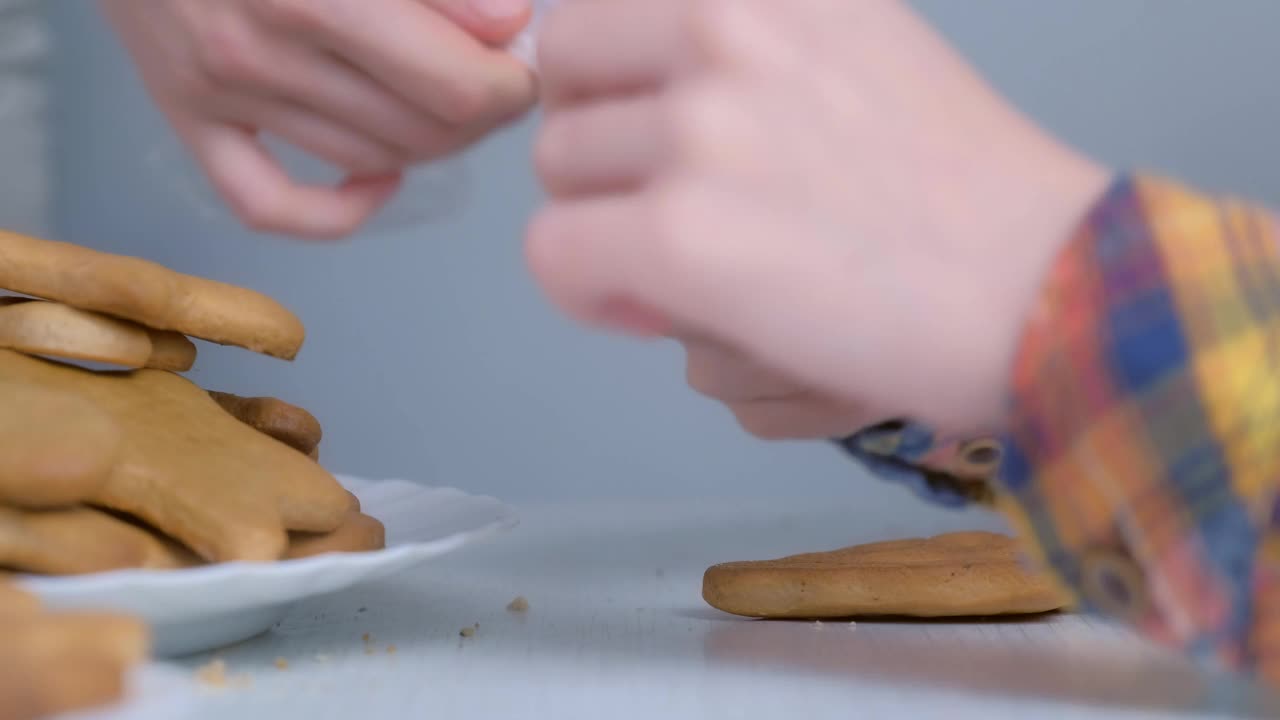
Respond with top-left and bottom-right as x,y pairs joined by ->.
158,498 -> 1279,720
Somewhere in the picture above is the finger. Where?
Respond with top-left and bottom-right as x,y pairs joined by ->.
525,181 -> 761,334
253,0 -> 535,127
216,96 -> 406,175
181,119 -> 401,239
728,397 -> 873,441
216,39 -> 462,161
421,0 -> 534,46
682,337 -> 802,402
539,0 -> 687,105
536,94 -> 667,197
524,193 -> 657,329
528,183 -> 873,400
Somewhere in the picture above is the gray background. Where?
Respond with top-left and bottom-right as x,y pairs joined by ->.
38,1 -> 1280,506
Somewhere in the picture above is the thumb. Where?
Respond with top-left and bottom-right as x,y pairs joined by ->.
423,0 -> 534,46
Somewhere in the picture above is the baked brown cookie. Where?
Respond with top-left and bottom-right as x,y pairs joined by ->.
208,391 -> 323,455
703,531 -> 1071,619
0,299 -> 198,371
1,349 -> 351,562
0,577 -> 41,615
0,607 -> 149,720
0,229 -> 304,359
143,328 -> 197,372
0,381 -> 120,509
0,505 -> 197,575
285,511 -> 385,560
0,300 -> 153,368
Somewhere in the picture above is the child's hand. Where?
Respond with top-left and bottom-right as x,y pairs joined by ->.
103,0 -> 537,238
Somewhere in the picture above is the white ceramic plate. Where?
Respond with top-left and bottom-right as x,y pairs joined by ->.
19,476 -> 518,657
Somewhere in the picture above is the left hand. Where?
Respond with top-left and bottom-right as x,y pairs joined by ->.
525,0 -> 1109,432
681,334 -> 875,440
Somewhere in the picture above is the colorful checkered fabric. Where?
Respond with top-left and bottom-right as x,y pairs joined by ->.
840,175 -> 1280,683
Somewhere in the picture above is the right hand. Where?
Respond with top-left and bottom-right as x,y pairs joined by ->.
679,333 -> 880,441
102,0 -> 538,238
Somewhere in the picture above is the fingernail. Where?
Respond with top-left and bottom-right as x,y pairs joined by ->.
470,0 -> 528,21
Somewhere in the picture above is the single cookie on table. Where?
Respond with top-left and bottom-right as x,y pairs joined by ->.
0,298 -> 198,371
0,505 -> 198,575
703,531 -> 1071,619
285,511 -> 385,560
208,391 -> 323,455
0,381 -> 120,509
0,229 -> 305,359
1,349 -> 351,563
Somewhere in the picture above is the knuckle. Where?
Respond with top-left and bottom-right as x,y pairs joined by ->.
532,115 -> 581,193
662,87 -> 719,162
733,407 -> 792,440
684,358 -> 720,399
645,179 -> 715,278
329,142 -> 402,175
433,81 -> 494,127
685,0 -> 757,67
661,83 -> 749,172
228,189 -> 286,234
194,24 -> 265,86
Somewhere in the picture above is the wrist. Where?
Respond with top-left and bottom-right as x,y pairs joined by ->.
936,70 -> 1112,429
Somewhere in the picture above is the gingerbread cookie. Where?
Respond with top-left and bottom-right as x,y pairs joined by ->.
0,299 -> 199,371
0,578 -> 41,615
209,391 -> 323,455
285,511 -> 385,559
0,300 -> 153,368
0,505 -> 197,575
144,328 -> 198,372
703,531 -> 1071,618
0,609 -> 149,720
1,350 -> 351,562
0,229 -> 305,359
0,381 -> 120,509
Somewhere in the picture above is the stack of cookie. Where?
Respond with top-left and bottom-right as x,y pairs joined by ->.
0,229 -> 386,717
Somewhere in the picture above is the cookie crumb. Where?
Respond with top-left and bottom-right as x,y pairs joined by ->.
195,659 -> 250,689
506,596 -> 530,613
459,626 -> 475,638
274,657 -> 289,670
361,632 -> 371,644
386,644 -> 397,654
195,659 -> 227,687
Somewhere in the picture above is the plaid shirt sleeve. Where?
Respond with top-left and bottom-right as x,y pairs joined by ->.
839,175 -> 1280,684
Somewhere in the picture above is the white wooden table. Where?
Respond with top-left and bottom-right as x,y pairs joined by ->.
157,499 -> 1278,719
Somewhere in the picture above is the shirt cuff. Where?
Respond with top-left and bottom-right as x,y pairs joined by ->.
835,422 -> 997,509
997,174 -> 1280,678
